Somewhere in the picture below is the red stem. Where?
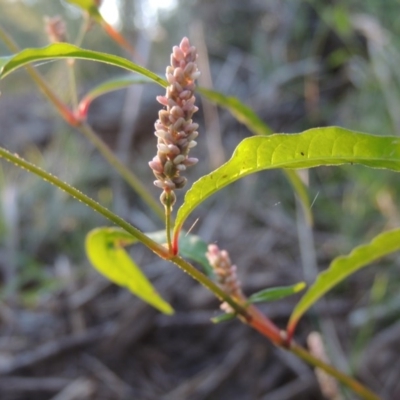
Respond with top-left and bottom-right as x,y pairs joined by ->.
245,305 -> 285,346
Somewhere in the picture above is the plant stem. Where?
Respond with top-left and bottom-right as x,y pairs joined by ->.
0,24 -> 381,400
169,255 -> 250,317
74,13 -> 90,48
66,61 -> 79,110
0,146 -> 169,258
0,144 -> 381,400
164,191 -> 173,254
290,342 -> 380,400
78,123 -> 165,221
0,145 -> 248,316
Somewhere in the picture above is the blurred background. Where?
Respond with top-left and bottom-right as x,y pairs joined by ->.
1,0 -> 400,399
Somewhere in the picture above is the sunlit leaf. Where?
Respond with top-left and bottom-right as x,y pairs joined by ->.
248,282 -> 306,304
85,227 -> 174,315
0,43 -> 165,87
198,88 -> 312,224
287,228 -> 400,338
174,127 -> 400,235
66,0 -> 103,22
76,74 -> 310,223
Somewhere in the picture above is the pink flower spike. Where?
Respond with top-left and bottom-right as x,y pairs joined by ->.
149,37 -> 200,195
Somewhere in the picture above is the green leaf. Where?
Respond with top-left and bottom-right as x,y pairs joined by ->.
198,88 -> 312,224
174,127 -> 400,234
0,43 -> 166,87
198,87 -> 273,136
211,313 -> 236,324
248,282 -> 306,304
287,228 -> 400,337
85,227 -> 174,315
78,75 -> 152,116
146,230 -> 213,276
66,0 -> 103,22
84,75 -> 152,102
76,76 -> 310,225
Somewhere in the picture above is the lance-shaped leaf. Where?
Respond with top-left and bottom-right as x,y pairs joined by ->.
173,127 -> 400,236
287,228 -> 400,339
74,73 -> 310,223
0,40 -> 307,224
78,75 -> 152,117
0,43 -> 165,86
198,88 -> 312,224
87,227 -> 212,276
248,282 -> 306,304
85,227 -> 174,315
197,87 -> 273,136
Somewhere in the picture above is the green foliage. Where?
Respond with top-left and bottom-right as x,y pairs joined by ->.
197,87 -> 273,136
248,282 -> 306,304
288,228 -> 400,337
85,227 -> 174,315
0,12 -> 399,398
146,230 -> 213,276
85,227 -> 212,312
79,75 -> 152,114
211,313 -> 236,324
174,127 -> 400,233
0,43 -> 165,86
65,0 -> 103,23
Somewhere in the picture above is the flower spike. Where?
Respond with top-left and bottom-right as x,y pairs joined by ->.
149,37 -> 200,206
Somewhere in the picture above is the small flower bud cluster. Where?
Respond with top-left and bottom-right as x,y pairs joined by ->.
206,244 -> 244,306
44,16 -> 67,43
149,37 -> 200,203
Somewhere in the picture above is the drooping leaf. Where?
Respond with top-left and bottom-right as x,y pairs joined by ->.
174,127 -> 400,235
248,282 -> 306,304
0,43 -> 165,87
287,228 -> 400,338
85,227 -> 174,315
